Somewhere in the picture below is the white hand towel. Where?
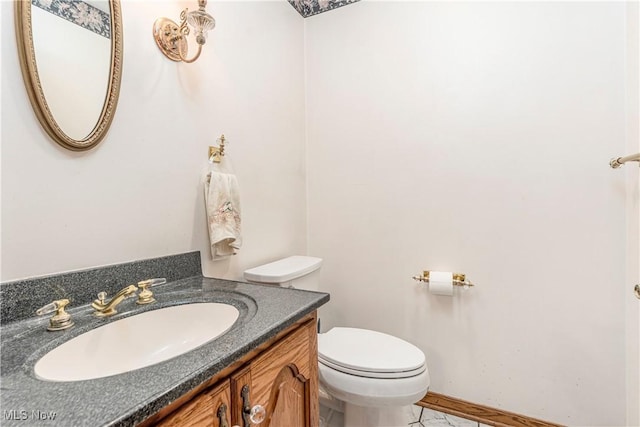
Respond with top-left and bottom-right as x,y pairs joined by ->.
204,171 -> 242,260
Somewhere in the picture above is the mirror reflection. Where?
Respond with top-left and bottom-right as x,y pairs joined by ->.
31,0 -> 112,141
16,0 -> 122,150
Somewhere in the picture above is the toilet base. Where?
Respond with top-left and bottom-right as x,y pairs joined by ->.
344,403 -> 410,427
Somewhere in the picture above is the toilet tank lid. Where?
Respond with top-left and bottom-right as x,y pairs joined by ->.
243,256 -> 323,283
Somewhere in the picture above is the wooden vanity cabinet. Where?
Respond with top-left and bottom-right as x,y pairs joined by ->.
153,314 -> 318,427
159,380 -> 231,427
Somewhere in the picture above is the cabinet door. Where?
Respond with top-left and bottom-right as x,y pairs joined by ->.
158,389 -> 214,427
158,380 -> 231,427
211,380 -> 233,427
230,365 -> 252,427
242,320 -> 318,427
265,363 -> 309,427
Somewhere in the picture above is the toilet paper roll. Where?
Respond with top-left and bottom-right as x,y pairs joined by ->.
429,271 -> 454,296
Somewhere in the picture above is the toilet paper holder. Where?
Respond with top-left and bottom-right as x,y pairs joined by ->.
412,271 -> 475,288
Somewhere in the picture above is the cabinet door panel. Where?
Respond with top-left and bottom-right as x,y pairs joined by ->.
267,364 -> 309,427
250,320 -> 315,427
158,380 -> 231,427
158,389 -> 214,427
250,321 -> 311,408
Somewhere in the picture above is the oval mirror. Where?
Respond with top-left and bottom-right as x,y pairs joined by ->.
15,0 -> 123,151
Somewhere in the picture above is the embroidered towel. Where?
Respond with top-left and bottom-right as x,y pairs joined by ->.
204,171 -> 242,259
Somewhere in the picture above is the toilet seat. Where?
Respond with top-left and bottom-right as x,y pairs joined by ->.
319,357 -> 426,379
318,327 -> 426,379
318,362 -> 430,408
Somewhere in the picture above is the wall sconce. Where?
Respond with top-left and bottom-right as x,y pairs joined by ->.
153,0 -> 216,63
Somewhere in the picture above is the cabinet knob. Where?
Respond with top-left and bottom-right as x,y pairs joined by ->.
249,405 -> 266,424
240,384 -> 267,425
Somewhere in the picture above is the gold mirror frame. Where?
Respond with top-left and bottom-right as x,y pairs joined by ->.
14,0 -> 123,151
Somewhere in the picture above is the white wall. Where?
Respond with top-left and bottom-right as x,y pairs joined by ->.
1,0 -> 307,281
625,2 -> 640,425
305,2 -> 630,425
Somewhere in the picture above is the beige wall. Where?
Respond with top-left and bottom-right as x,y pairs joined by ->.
1,0 -> 307,281
305,2 -> 631,425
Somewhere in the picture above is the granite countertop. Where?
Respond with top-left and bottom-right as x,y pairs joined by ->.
0,276 -> 329,426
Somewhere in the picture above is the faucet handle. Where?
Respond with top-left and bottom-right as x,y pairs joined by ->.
138,278 -> 167,287
136,278 -> 166,305
36,299 -> 74,331
97,291 -> 107,304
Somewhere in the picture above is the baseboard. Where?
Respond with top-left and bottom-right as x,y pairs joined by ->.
418,392 -> 565,427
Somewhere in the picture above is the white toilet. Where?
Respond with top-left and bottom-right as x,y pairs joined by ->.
244,256 -> 430,427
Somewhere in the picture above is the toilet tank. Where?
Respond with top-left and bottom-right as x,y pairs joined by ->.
243,256 -> 322,291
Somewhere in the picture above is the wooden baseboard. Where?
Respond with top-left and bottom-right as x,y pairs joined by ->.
418,392 -> 565,427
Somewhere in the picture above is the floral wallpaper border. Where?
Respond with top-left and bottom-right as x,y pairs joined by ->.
288,0 -> 360,18
32,0 -> 111,39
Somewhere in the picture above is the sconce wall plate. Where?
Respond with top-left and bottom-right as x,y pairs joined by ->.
153,17 -> 188,62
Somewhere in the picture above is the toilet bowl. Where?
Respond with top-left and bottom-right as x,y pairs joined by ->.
244,256 -> 430,427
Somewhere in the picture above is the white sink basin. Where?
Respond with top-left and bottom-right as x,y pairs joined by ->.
34,303 -> 240,382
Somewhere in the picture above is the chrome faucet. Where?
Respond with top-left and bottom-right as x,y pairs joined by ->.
91,285 -> 138,317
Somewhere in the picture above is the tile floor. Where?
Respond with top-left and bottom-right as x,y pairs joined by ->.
408,406 -> 488,427
320,404 -> 490,427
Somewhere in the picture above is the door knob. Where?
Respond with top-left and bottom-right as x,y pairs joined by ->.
634,284 -> 640,299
